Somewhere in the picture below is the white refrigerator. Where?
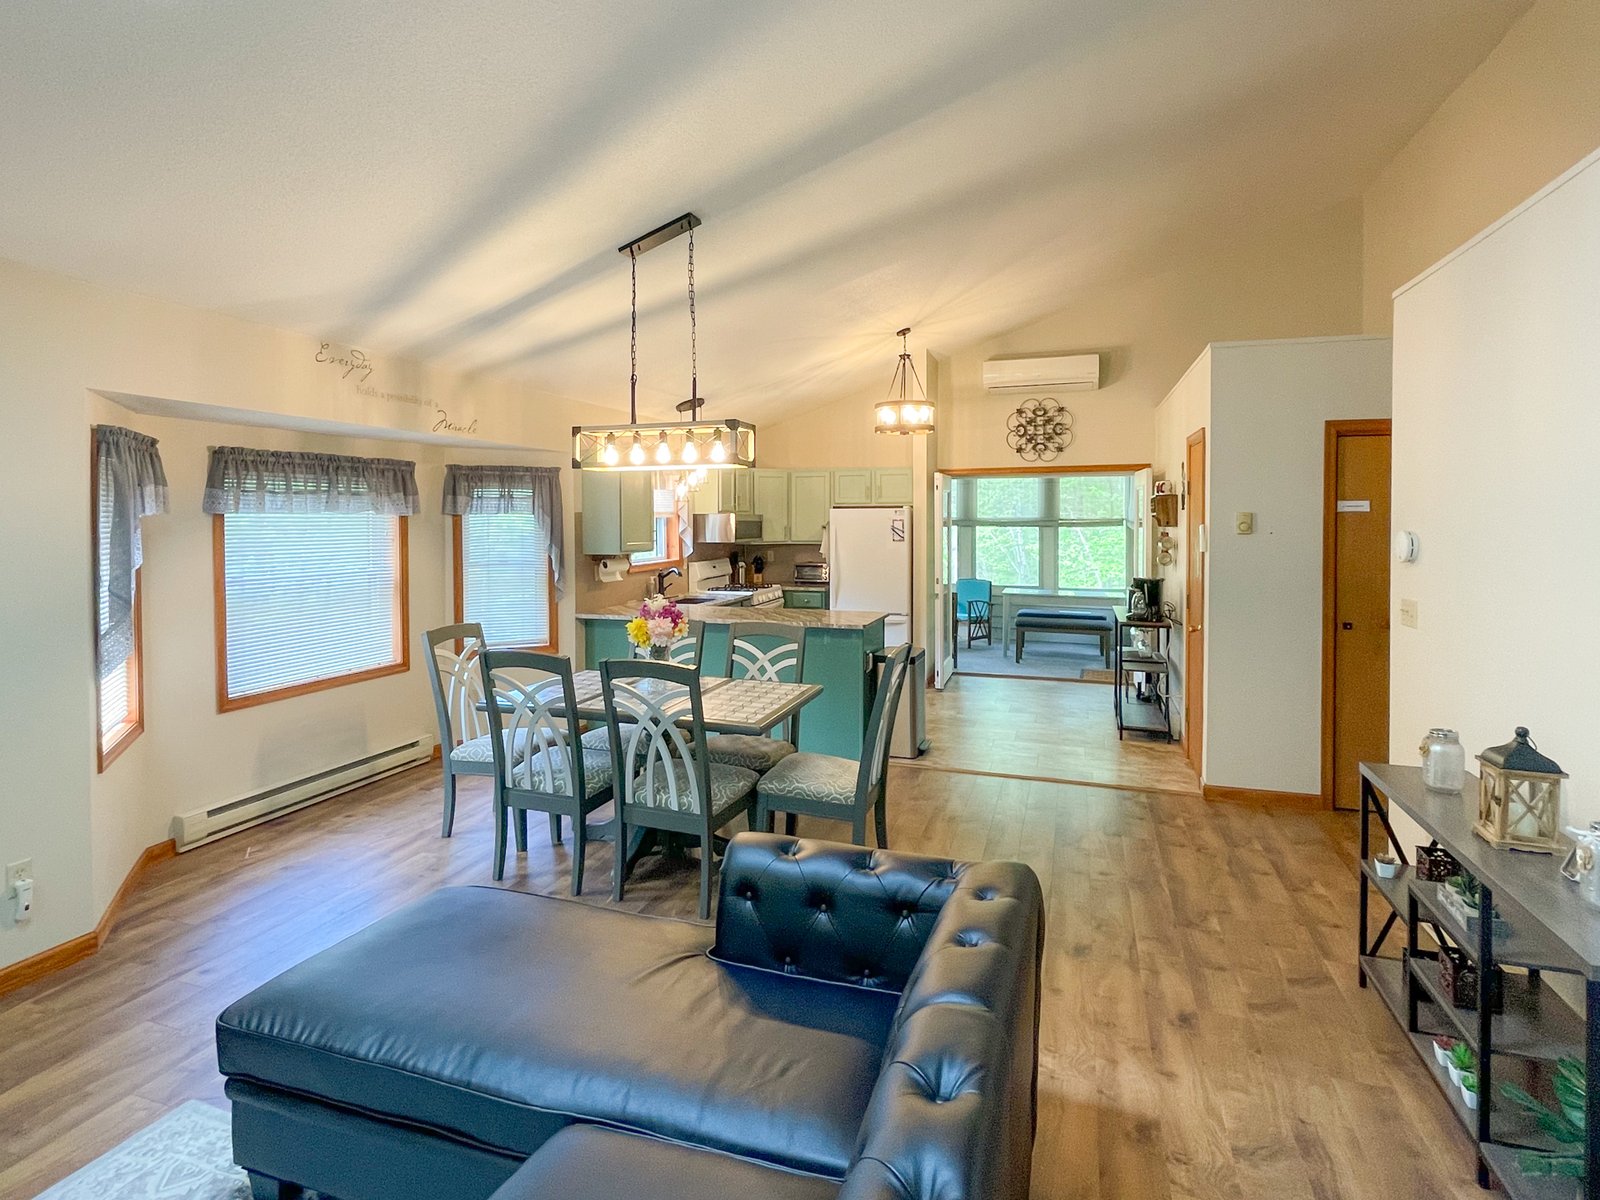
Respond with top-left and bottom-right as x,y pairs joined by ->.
828,505 -> 912,650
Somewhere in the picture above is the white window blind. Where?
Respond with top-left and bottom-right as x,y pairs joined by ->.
221,512 -> 402,700
96,480 -> 134,739
461,508 -> 552,647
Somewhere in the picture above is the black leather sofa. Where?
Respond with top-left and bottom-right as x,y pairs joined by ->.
216,834 -> 1044,1200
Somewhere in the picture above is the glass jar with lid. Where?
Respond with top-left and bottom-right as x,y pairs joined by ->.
1419,728 -> 1466,792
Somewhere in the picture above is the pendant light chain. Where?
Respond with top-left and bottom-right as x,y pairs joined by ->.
687,227 -> 698,410
628,247 -> 639,423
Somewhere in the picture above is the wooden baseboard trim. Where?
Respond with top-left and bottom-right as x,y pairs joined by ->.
1203,784 -> 1326,810
0,837 -> 176,1000
895,758 -> 1202,798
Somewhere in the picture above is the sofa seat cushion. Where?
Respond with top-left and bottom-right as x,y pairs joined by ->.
216,887 -> 895,1178
490,1124 -> 840,1200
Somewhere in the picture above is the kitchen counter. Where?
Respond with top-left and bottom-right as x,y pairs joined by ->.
577,602 -> 881,629
576,605 -> 887,757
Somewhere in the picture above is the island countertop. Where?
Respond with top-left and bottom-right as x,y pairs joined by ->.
576,602 -> 887,630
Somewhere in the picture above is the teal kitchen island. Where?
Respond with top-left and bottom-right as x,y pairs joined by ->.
576,604 -> 888,759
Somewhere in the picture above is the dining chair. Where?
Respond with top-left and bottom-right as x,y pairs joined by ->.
966,597 -> 993,648
954,578 -> 992,622
667,619 -> 706,669
479,650 -> 614,893
755,644 -> 911,849
600,659 -> 758,919
704,621 -> 804,775
423,623 -> 526,844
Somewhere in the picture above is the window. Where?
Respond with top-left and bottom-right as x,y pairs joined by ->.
455,506 -> 556,650
957,473 -> 1133,594
629,485 -> 683,570
214,512 -> 409,709
94,474 -> 142,769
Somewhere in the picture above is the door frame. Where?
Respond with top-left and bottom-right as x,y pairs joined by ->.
1183,428 -> 1206,780
1320,418 -> 1393,809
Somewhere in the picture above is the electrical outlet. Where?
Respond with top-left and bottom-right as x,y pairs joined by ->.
4,859 -> 31,895
1399,598 -> 1418,629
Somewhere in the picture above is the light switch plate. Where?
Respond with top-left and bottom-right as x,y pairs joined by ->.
1399,598 -> 1418,629
1235,512 -> 1254,534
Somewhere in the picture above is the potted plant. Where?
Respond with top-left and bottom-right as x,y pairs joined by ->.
1438,871 -> 1509,937
1447,1041 -> 1477,1088
1374,853 -> 1403,879
1432,1035 -> 1456,1067
1502,1057 -> 1587,1179
1460,1072 -> 1480,1110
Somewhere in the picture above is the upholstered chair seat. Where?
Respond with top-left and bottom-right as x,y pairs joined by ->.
448,727 -> 530,765
521,745 -> 615,800
704,734 -> 796,773
632,761 -> 757,812
751,752 -> 855,805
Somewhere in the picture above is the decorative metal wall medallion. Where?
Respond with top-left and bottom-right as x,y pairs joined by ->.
1005,397 -> 1073,461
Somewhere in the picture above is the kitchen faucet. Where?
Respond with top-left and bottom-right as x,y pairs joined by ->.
653,566 -> 682,596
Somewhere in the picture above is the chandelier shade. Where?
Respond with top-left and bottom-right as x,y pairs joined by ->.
875,327 -> 934,435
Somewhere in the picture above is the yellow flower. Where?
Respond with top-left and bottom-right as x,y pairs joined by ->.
625,617 -> 652,650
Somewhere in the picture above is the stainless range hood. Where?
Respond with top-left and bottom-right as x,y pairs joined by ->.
693,512 -> 763,543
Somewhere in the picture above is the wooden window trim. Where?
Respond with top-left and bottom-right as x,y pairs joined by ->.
452,514 -> 559,653
212,513 -> 411,713
92,437 -> 144,772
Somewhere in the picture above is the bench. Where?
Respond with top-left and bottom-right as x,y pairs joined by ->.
1013,607 -> 1116,667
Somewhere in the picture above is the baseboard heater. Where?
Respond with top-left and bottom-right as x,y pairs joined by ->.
172,737 -> 435,851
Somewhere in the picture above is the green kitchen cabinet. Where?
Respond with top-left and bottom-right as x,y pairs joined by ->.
690,470 -> 754,517
788,471 -> 831,543
873,467 -> 914,504
753,469 -> 790,542
689,471 -> 722,516
783,588 -> 827,610
832,469 -> 873,505
581,471 -> 655,554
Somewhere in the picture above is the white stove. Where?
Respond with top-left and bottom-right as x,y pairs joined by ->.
686,560 -> 785,608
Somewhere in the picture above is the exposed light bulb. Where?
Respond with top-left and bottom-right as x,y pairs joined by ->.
681,433 -> 699,464
628,434 -> 646,466
654,432 -> 672,464
709,433 -> 728,463
601,434 -> 620,466
878,406 -> 898,426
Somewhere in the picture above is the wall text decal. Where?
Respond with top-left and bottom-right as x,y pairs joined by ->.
314,342 -> 374,382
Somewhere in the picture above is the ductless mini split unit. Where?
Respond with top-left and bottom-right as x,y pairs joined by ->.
982,353 -> 1100,391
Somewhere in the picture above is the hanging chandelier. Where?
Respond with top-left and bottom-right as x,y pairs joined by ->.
875,327 -> 934,434
572,213 -> 755,471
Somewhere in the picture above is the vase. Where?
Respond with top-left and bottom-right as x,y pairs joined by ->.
646,644 -> 670,662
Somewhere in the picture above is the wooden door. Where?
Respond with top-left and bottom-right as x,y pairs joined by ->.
1184,430 -> 1206,779
1323,421 -> 1392,810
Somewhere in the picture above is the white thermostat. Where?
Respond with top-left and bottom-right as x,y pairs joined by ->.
1393,530 -> 1419,563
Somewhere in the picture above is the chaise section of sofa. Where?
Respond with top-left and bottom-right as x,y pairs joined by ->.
216,834 -> 1044,1200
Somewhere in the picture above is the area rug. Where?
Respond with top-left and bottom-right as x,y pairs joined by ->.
34,1101 -> 256,1200
955,629 -> 1110,681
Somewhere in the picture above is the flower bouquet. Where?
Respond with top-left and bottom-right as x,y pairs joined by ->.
626,594 -> 689,661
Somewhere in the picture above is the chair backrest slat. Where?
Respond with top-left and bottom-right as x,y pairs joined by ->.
857,644 -> 912,804
480,650 -> 587,800
423,623 -> 488,748
667,619 -> 705,669
601,660 -> 711,815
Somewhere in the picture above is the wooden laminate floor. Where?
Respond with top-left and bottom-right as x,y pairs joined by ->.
0,689 -> 1479,1199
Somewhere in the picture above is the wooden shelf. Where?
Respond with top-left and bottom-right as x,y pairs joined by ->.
1483,1143 -> 1586,1200
1406,955 -> 1586,1062
1410,876 -> 1577,977
1361,858 -> 1410,914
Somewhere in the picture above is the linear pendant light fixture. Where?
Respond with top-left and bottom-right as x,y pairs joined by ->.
572,212 -> 755,471
875,327 -> 934,434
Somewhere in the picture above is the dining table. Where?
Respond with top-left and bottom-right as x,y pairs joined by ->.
481,667 -> 825,874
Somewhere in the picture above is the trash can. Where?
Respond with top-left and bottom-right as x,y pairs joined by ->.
876,646 -> 928,760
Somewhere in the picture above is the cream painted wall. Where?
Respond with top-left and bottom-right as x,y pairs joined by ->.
758,386 -> 914,470
941,202 -> 1365,472
0,255 -> 607,969
1389,149 -> 1600,847
1361,0 -> 1600,334
1205,337 -> 1391,796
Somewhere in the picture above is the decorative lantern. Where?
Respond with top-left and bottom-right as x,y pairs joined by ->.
1474,727 -> 1567,853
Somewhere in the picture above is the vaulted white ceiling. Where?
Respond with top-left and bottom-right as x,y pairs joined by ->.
0,1 -> 1524,422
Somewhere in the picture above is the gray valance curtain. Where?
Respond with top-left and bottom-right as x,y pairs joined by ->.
95,425 -> 169,677
202,446 -> 420,515
441,464 -> 566,596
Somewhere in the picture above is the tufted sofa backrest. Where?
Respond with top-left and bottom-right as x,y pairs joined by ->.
839,860 -> 1044,1200
713,835 -> 966,991
713,835 -> 1045,1200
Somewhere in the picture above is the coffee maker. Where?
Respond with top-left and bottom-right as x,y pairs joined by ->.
1128,577 -> 1163,621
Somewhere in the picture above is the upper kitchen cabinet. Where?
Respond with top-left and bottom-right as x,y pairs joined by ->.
831,469 -> 874,505
752,470 -> 791,542
581,471 -> 655,554
690,470 -> 754,516
789,471 -> 831,544
873,468 -> 913,504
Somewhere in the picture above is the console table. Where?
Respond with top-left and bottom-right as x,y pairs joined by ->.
1359,762 -> 1600,1198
